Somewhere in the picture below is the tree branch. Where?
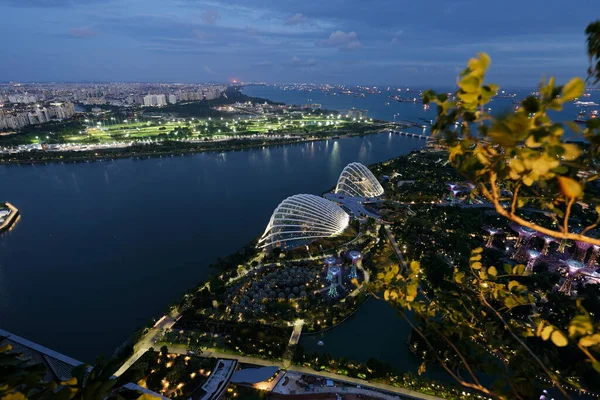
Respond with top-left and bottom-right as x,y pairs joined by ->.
479,173 -> 600,246
563,196 -> 575,236
395,309 -> 500,398
478,289 -> 571,399
511,182 -> 522,216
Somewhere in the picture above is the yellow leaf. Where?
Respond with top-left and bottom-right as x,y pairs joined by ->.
562,143 -> 581,161
61,377 -> 78,386
478,53 -> 491,70
471,262 -> 482,270
138,395 -> 162,400
561,77 -> 585,102
488,266 -> 497,277
541,325 -> 554,341
1,394 -> 27,400
557,176 -> 583,198
351,278 -> 359,287
551,330 -> 568,347
472,247 -> 484,254
579,334 -> 600,347
384,290 -> 390,300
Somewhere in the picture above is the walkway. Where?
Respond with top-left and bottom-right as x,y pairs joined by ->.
283,319 -> 305,368
114,313 -> 179,377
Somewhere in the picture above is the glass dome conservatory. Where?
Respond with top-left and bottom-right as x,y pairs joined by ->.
258,194 -> 350,249
335,162 -> 384,198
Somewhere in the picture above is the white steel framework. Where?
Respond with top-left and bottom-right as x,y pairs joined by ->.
258,194 -> 350,249
334,162 -> 384,198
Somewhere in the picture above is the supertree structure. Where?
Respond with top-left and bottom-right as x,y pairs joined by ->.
326,265 -> 342,297
510,223 -> 538,261
588,245 -> 600,268
526,250 -> 542,272
557,239 -> 569,253
347,250 -> 362,279
484,227 -> 503,248
558,260 -> 588,295
540,234 -> 559,255
575,241 -> 594,263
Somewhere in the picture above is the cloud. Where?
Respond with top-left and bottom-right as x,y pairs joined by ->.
193,29 -> 210,40
390,30 -> 403,43
204,64 -> 214,74
316,30 -> 361,51
201,10 -> 220,25
0,0 -> 108,7
245,26 -> 259,36
289,56 -> 317,68
285,13 -> 306,26
68,27 -> 97,38
253,60 -> 273,67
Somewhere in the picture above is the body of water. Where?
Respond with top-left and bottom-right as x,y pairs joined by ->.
242,85 -> 600,138
0,133 -> 425,362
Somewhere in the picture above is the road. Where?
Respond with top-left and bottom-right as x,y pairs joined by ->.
116,342 -> 441,400
383,224 -> 407,270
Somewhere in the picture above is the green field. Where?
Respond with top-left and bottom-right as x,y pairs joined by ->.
2,114 -> 376,146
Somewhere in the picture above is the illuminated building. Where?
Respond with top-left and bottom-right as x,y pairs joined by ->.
258,194 -> 349,249
335,162 -> 384,198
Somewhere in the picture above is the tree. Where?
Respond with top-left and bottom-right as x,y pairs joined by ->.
375,20 -> 600,400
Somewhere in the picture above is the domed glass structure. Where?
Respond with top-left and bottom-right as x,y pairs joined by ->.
258,194 -> 350,249
335,162 -> 384,198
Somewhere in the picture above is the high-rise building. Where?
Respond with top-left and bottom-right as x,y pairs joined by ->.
143,94 -> 167,107
168,94 -> 177,104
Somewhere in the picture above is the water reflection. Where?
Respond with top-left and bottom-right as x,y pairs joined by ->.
0,133 -> 425,362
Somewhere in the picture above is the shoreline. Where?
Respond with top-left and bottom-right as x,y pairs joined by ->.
0,128 -> 409,166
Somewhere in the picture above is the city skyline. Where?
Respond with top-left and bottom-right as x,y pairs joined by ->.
0,0 -> 596,86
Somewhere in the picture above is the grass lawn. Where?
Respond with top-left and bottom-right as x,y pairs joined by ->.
1,114 -> 376,146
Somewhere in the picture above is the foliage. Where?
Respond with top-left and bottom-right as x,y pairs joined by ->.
0,343 -> 156,399
422,24 -> 600,246
374,20 -> 600,399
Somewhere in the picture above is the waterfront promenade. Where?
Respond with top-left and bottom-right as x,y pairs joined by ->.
116,338 -> 443,400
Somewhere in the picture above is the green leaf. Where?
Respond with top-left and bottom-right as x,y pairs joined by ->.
593,361 -> 600,373
508,280 -> 520,291
561,77 -> 585,102
551,330 -> 568,347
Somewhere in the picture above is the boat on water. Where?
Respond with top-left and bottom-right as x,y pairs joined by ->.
574,109 -> 599,124
575,100 -> 599,107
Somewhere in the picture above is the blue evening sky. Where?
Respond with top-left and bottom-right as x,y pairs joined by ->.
0,0 -> 595,86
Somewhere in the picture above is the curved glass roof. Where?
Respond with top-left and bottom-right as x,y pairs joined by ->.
335,162 -> 384,198
258,194 -> 350,249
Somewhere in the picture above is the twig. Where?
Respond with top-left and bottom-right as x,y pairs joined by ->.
395,309 -> 499,398
511,182 -> 522,216
478,290 -> 571,399
564,196 -> 575,236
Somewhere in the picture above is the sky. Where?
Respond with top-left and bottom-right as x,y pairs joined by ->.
0,0 -> 595,86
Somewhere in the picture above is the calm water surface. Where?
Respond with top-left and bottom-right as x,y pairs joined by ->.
0,134 -> 424,362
